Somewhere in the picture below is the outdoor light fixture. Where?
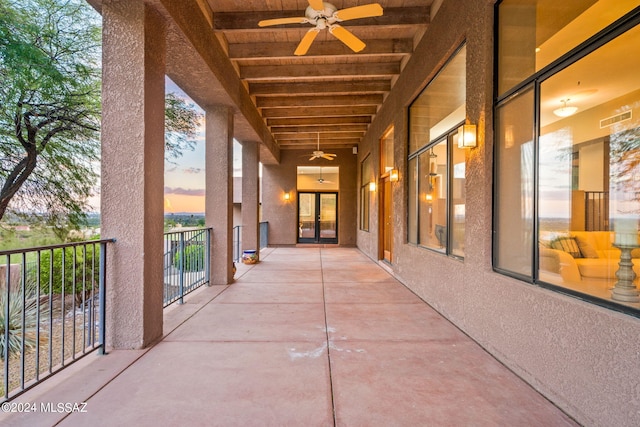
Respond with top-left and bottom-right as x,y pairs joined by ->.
369,181 -> 376,192
283,192 -> 291,201
553,99 -> 578,117
389,169 -> 399,182
457,124 -> 477,149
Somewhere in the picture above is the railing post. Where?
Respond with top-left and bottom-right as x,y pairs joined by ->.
178,231 -> 185,304
206,228 -> 211,286
99,241 -> 107,356
3,259 -> 10,399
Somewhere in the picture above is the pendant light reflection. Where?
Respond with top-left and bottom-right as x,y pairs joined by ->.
553,99 -> 578,117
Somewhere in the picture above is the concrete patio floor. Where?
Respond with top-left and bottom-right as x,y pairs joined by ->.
1,247 -> 577,426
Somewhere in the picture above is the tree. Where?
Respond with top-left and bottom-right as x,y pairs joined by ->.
0,0 -> 101,233
0,0 -> 201,237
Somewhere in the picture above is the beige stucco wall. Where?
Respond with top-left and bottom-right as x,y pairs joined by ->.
356,1 -> 640,426
263,148 -> 357,246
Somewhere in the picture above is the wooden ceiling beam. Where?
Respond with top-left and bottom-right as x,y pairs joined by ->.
213,7 -> 430,32
256,94 -> 383,108
278,139 -> 361,148
228,38 -> 413,60
261,105 -> 377,118
271,124 -> 369,133
249,80 -> 391,96
274,131 -> 365,140
267,116 -> 372,126
240,62 -> 400,80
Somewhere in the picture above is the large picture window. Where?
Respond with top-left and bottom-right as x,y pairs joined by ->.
495,1 -> 640,315
497,0 -> 637,96
408,45 -> 466,257
360,155 -> 372,232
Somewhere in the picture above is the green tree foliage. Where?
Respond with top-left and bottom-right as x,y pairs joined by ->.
0,0 -> 202,237
0,0 -> 101,234
38,244 -> 99,303
165,92 -> 201,164
173,244 -> 205,272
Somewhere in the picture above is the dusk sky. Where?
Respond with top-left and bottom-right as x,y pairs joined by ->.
90,78 -> 242,215
164,78 -> 244,214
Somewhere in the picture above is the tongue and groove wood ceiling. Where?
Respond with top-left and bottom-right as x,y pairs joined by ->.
201,0 -> 432,150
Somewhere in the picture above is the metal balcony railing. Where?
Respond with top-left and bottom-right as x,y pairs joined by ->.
0,239 -> 114,402
232,222 -> 269,263
163,228 -> 212,307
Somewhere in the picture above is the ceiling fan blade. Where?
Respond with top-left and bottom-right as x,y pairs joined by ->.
258,17 -> 307,27
321,154 -> 336,160
308,0 -> 325,11
334,3 -> 383,21
295,28 -> 320,56
329,25 -> 366,53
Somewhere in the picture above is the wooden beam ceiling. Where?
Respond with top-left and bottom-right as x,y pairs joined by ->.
207,0 -> 431,151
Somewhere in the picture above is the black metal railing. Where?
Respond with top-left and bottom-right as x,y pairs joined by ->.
232,225 -> 241,263
163,228 -> 211,307
0,239 -> 114,402
233,222 -> 269,263
260,221 -> 268,249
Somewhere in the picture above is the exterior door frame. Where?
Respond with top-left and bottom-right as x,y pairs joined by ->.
297,192 -> 339,244
379,177 -> 393,262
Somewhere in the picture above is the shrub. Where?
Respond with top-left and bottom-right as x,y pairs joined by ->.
172,243 -> 205,272
38,245 -> 100,301
0,279 -> 41,360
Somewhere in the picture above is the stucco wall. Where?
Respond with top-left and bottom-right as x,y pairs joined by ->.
356,1 -> 640,426
263,148 -> 358,246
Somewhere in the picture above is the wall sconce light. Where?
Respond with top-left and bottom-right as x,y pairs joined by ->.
425,193 -> 433,202
283,192 -> 291,201
504,125 -> 514,149
457,124 -> 477,149
369,181 -> 376,192
389,169 -> 399,182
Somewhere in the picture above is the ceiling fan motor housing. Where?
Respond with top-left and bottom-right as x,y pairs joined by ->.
305,2 -> 338,26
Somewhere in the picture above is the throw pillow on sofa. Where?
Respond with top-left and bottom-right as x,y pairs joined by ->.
550,236 -> 582,258
573,235 -> 599,258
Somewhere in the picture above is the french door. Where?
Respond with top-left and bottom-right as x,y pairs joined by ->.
298,192 -> 338,244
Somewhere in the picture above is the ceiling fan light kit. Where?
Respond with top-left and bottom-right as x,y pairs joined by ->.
258,1 -> 384,56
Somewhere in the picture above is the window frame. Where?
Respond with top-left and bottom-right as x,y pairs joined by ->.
493,2 -> 640,317
408,127 -> 465,259
407,42 -> 467,259
360,154 -> 372,232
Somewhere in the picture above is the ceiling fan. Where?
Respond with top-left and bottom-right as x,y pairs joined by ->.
309,133 -> 336,161
258,1 -> 384,56
317,168 -> 334,184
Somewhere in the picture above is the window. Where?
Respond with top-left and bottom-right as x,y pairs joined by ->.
408,45 -> 466,257
497,0 -> 638,96
360,155 -> 372,231
380,127 -> 394,175
495,1 -> 640,315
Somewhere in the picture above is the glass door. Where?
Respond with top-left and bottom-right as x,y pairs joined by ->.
298,192 -> 338,244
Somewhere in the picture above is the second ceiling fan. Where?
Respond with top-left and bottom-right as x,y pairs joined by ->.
258,1 -> 383,56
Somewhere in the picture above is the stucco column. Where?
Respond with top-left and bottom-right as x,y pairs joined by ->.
241,141 -> 260,260
101,1 -> 165,349
205,106 -> 234,284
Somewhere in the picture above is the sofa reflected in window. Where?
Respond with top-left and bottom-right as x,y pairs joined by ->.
539,231 -> 640,306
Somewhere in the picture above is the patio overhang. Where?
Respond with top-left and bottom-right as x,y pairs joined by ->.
88,0 -> 280,164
